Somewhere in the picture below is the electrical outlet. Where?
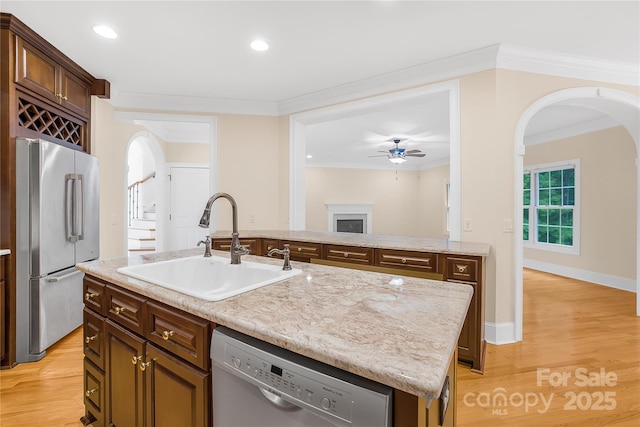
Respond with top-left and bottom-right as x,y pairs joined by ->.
503,219 -> 514,233
463,218 -> 472,232
249,214 -> 256,224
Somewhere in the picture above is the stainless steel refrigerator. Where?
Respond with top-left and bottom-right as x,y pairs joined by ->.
15,138 -> 99,363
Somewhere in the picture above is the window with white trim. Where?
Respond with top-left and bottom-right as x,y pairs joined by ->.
523,160 -> 579,254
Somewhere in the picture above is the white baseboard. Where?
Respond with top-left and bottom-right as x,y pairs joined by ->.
485,322 -> 516,345
523,259 -> 637,293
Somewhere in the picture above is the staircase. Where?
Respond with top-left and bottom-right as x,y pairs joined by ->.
127,171 -> 157,257
128,208 -> 156,256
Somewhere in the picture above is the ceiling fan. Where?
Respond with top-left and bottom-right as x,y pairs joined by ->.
369,139 -> 426,164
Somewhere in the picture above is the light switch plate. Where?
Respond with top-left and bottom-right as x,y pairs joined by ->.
463,218 -> 472,231
503,219 -> 514,233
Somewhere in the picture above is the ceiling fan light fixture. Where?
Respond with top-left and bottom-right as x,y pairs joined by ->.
389,157 -> 406,164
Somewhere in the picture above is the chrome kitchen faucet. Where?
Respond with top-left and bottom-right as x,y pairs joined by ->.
199,193 -> 249,264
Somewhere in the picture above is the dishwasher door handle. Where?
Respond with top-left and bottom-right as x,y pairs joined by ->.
258,387 -> 302,412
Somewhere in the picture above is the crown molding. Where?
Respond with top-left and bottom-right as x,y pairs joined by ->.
277,45 -> 499,115
496,44 -> 639,87
108,44 -> 638,116
110,91 -> 279,116
524,115 -> 620,146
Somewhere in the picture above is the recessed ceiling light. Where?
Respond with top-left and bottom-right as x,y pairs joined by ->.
250,40 -> 269,52
306,154 -> 313,159
93,25 -> 118,39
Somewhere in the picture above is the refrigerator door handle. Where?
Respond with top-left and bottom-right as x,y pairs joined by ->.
46,269 -> 83,282
76,174 -> 85,241
65,174 -> 78,242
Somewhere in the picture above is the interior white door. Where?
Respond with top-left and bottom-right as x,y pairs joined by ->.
168,167 -> 210,250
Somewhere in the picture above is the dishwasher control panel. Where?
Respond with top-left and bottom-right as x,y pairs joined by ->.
223,340 -> 353,422
211,327 -> 393,427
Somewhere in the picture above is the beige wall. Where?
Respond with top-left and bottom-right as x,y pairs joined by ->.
418,164 -> 450,238
524,126 -> 637,280
164,141 -> 209,164
305,165 -> 450,237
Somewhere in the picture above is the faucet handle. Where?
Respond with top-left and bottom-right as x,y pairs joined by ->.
197,235 -> 212,257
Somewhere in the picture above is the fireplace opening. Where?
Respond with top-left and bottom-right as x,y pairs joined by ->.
336,218 -> 364,233
326,204 -> 373,234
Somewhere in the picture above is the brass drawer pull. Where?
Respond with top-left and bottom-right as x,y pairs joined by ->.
162,330 -> 175,341
85,292 -> 98,301
85,387 -> 98,397
113,306 -> 126,315
456,264 -> 468,274
401,258 -> 407,264
85,334 -> 98,344
344,253 -> 349,258
139,361 -> 151,371
297,247 -> 302,252
131,355 -> 142,365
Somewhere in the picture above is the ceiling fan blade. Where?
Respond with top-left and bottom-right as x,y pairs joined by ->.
405,149 -> 422,154
368,154 -> 389,158
406,153 -> 426,157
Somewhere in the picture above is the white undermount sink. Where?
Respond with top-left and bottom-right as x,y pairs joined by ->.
117,255 -> 302,301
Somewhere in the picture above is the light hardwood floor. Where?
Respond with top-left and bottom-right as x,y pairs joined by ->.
458,269 -> 640,426
0,269 -> 638,426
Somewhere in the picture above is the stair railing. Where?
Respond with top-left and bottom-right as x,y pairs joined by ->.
128,171 -> 156,226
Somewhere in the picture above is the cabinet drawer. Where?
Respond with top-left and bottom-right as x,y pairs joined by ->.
375,249 -> 439,273
323,245 -> 374,265
83,275 -> 107,316
445,257 -> 479,283
282,240 -> 321,260
105,285 -> 146,335
146,301 -> 211,371
83,358 -> 105,427
83,308 -> 105,370
262,239 -> 280,256
212,238 -> 260,255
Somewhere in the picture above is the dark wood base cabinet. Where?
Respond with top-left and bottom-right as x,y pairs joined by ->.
81,275 -> 212,427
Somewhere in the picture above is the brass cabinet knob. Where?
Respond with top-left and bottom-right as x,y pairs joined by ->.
113,306 -> 126,315
85,387 -> 98,397
344,253 -> 349,258
131,355 -> 142,365
85,334 -> 97,344
85,292 -> 97,301
297,247 -> 302,252
401,258 -> 407,264
456,264 -> 468,273
139,361 -> 151,371
162,330 -> 175,341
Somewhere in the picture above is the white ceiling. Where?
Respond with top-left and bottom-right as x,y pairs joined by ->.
2,1 -> 638,168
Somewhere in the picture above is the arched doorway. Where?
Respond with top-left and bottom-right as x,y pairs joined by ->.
125,132 -> 166,256
513,87 -> 640,341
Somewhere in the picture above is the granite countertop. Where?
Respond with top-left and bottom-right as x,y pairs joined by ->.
212,229 -> 491,257
77,249 -> 472,400
0,249 -> 10,256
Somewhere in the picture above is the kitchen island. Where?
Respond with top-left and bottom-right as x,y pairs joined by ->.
211,230 -> 490,373
77,248 -> 472,427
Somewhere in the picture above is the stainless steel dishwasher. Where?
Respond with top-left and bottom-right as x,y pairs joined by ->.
211,326 -> 393,427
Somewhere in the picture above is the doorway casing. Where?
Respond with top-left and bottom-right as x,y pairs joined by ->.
289,80 -> 462,242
